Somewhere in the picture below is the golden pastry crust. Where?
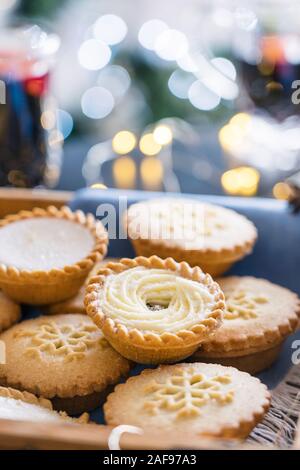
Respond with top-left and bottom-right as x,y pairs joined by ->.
0,314 -> 130,401
0,386 -> 89,423
124,199 -> 257,276
85,256 -> 225,363
196,277 -> 300,355
104,363 -> 270,439
0,206 -> 108,305
47,258 -> 120,315
0,291 -> 21,332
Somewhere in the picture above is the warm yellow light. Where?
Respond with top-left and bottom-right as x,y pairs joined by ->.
112,130 -> 137,155
41,110 -> 56,130
48,130 -> 64,148
219,113 -> 252,154
153,125 -> 173,146
272,182 -> 292,200
139,133 -> 162,156
140,157 -> 163,190
229,112 -> 251,129
221,166 -> 260,197
113,156 -> 136,188
90,183 -> 108,189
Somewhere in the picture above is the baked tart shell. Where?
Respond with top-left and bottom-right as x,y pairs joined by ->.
85,256 -> 225,364
0,206 -> 108,305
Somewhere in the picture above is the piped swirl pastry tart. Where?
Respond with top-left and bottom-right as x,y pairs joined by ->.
104,363 -> 270,439
192,277 -> 300,373
0,386 -> 89,424
0,314 -> 130,415
0,206 -> 108,305
124,198 -> 257,276
85,256 -> 225,364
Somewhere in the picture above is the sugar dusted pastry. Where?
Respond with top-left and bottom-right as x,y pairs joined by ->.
0,386 -> 88,424
0,314 -> 130,415
0,206 -> 108,305
124,198 -> 257,276
104,363 -> 270,439
193,276 -> 300,373
85,256 -> 225,364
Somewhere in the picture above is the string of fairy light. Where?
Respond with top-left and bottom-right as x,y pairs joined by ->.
36,9 -> 300,199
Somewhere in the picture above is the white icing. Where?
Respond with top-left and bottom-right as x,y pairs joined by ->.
0,217 -> 95,270
99,267 -> 215,333
0,396 -> 65,423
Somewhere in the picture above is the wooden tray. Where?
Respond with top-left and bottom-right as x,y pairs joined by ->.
0,188 -> 298,450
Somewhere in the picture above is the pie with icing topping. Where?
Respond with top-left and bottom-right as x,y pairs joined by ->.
0,205 -> 108,305
85,256 -> 225,364
104,363 -> 270,439
193,276 -> 300,373
0,386 -> 88,424
124,198 -> 257,276
0,314 -> 131,415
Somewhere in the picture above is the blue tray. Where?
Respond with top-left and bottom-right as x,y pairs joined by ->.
24,188 -> 300,423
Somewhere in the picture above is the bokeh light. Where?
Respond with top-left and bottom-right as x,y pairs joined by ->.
153,125 -> 173,146
112,130 -> 137,154
273,182 -> 292,200
93,14 -> 127,46
168,70 -> 195,99
81,87 -> 114,119
140,157 -> 163,190
78,39 -> 111,70
97,65 -> 131,101
177,53 -> 198,72
211,57 -> 237,81
188,80 -> 221,110
41,110 -> 56,130
56,109 -> 73,139
155,29 -> 188,61
139,133 -> 162,155
138,19 -> 168,50
221,167 -> 260,196
90,183 -> 108,189
113,156 -> 136,188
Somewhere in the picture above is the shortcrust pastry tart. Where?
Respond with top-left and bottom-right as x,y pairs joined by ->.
47,258 -> 120,315
104,363 -> 270,439
0,206 -> 108,305
85,256 -> 225,364
0,291 -> 21,332
192,277 -> 300,373
0,314 -> 130,415
124,198 -> 257,276
0,386 -> 88,424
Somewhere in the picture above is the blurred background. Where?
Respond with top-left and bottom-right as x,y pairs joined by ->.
1,0 -> 300,200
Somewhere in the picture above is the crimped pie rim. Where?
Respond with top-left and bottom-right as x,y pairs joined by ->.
85,255 -> 225,348
0,205 -> 108,283
124,199 -> 258,263
0,386 -> 89,423
198,276 -> 300,354
104,363 -> 271,439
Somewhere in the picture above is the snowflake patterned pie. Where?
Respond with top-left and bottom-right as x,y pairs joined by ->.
0,314 -> 130,415
0,205 -> 108,305
85,256 -> 225,364
193,277 -> 300,373
124,198 -> 257,277
0,386 -> 88,424
104,363 -> 270,439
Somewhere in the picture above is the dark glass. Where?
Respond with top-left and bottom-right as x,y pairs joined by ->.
0,25 -> 59,188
